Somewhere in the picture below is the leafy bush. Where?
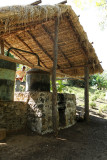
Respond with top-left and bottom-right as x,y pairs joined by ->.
56,80 -> 65,93
50,80 -> 65,93
90,74 -> 107,90
67,79 -> 85,88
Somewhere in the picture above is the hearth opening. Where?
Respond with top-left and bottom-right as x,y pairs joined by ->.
58,107 -> 66,127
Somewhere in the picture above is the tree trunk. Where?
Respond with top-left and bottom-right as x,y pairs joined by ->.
84,66 -> 89,122
52,18 -> 59,136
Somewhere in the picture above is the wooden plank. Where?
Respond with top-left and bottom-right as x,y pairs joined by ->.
84,66 -> 89,121
52,18 -> 59,136
0,55 -> 33,67
0,55 -> 50,72
0,39 -> 4,55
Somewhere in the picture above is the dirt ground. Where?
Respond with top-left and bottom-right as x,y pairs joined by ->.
0,107 -> 107,160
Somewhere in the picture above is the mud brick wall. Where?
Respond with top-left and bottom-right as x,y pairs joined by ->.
0,101 -> 27,132
15,92 -> 76,134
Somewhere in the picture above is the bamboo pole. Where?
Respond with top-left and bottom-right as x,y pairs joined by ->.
52,18 -> 59,136
0,39 -> 4,55
84,66 -> 89,121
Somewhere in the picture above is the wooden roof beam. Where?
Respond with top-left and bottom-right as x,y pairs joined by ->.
0,54 -> 50,72
4,40 -> 23,59
58,0 -> 67,4
16,35 -> 48,69
27,30 -> 62,71
30,0 -> 42,6
4,40 -> 33,65
4,44 -> 21,59
67,17 -> 89,62
27,30 -> 53,62
42,24 -> 72,68
0,54 -> 33,68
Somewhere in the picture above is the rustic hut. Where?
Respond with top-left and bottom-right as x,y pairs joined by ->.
0,4 -> 103,134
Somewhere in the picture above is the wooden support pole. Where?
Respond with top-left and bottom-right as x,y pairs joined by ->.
84,66 -> 89,122
0,39 -> 4,55
52,18 -> 59,136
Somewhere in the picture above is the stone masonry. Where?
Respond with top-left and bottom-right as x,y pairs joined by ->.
0,101 -> 27,133
0,92 -> 76,134
15,92 -> 76,134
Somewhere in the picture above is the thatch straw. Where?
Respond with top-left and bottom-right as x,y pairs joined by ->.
0,4 -> 103,77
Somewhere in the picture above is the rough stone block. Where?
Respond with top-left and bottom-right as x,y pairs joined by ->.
0,128 -> 6,141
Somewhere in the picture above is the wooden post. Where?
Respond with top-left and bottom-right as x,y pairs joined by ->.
52,18 -> 59,136
0,39 -> 4,55
84,65 -> 89,121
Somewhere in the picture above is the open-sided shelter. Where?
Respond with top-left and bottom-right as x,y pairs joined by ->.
0,4 -> 103,132
0,4 -> 103,76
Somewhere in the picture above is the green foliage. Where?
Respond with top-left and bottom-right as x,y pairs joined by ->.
101,104 -> 107,111
50,80 -> 65,93
56,80 -> 65,93
73,0 -> 106,8
96,0 -> 106,6
98,104 -> 107,114
73,0 -> 107,29
67,79 -> 85,88
91,95 -> 98,101
90,101 -> 96,108
98,106 -> 103,114
90,74 -> 107,90
4,51 -> 14,58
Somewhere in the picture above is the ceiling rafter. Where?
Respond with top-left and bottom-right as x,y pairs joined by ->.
27,30 -> 62,71
67,16 -> 89,62
31,0 -> 42,6
4,44 -> 21,59
42,24 -> 72,68
16,35 -> 48,69
4,40 -> 33,65
1,19 -> 54,39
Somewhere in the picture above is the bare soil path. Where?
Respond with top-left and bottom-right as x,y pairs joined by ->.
0,108 -> 107,160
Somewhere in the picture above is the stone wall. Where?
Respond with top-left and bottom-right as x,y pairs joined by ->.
15,92 -> 76,134
0,101 -> 27,133
0,92 -> 76,135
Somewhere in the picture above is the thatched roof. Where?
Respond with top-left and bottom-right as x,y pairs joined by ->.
0,4 -> 103,77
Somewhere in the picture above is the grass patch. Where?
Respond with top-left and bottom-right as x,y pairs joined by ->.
62,86 -> 107,113
90,101 -> 96,109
